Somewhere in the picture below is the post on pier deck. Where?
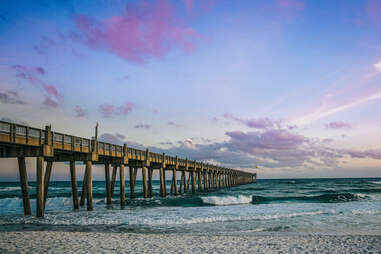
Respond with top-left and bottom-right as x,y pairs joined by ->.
69,160 -> 79,210
17,157 -> 31,215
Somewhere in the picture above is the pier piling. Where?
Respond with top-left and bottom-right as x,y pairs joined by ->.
69,160 -> 79,210
17,157 -> 31,215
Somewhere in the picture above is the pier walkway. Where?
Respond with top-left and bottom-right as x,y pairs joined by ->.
0,120 -> 256,217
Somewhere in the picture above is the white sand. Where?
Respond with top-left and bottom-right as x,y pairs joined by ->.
0,231 -> 380,253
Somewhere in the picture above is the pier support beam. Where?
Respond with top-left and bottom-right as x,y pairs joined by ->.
171,168 -> 177,195
110,166 -> 117,199
85,161 -> 93,211
80,166 -> 88,207
130,167 -> 137,199
36,156 -> 44,217
120,164 -> 126,206
17,157 -> 31,215
159,167 -> 166,197
198,169 -> 202,192
43,161 -> 53,210
69,160 -> 79,210
180,170 -> 185,193
142,167 -> 148,198
148,167 -> 153,198
105,163 -> 112,205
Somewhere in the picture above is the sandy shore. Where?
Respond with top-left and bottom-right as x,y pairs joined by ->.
0,231 -> 380,253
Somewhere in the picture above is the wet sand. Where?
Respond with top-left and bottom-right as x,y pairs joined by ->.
1,231 -> 380,253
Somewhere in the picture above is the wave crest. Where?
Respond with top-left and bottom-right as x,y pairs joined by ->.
201,195 -> 252,206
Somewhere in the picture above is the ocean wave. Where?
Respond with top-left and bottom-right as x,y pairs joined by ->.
371,181 -> 381,184
201,195 -> 252,206
252,192 -> 368,204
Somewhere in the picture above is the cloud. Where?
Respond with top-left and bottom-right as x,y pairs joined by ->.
325,121 -> 352,130
0,90 -> 26,104
99,102 -> 135,118
73,0 -> 201,63
374,61 -> 381,72
345,149 -> 381,160
99,104 -> 114,118
168,121 -> 181,127
277,0 -> 305,11
365,0 -> 381,24
99,133 -> 145,149
226,129 -> 306,151
224,112 -> 280,129
117,103 -> 135,115
74,105 -> 87,118
134,123 -> 151,129
11,64 -> 63,108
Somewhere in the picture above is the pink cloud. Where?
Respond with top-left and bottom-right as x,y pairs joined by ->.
347,149 -> 381,160
226,129 -> 306,151
365,0 -> 381,24
74,0 -> 201,63
117,102 -> 135,115
43,96 -> 59,108
224,113 -> 280,129
99,102 -> 135,118
99,104 -> 115,118
325,121 -> 352,130
44,85 -> 59,98
184,0 -> 193,12
277,0 -> 305,11
74,105 -> 88,118
12,64 -> 63,108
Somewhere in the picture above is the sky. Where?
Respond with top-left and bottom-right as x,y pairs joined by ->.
1,0 -> 381,180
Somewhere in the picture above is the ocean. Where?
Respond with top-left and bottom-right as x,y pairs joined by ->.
1,178 -> 381,234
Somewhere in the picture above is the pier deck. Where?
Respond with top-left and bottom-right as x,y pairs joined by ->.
0,120 -> 256,217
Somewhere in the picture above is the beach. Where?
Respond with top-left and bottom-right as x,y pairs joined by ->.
1,231 -> 381,253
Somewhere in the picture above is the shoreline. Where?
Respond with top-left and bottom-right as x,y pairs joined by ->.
1,231 -> 381,253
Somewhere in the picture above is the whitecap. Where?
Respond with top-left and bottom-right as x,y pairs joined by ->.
201,195 -> 252,206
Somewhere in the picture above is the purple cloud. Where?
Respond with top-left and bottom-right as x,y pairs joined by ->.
134,123 -> 151,129
0,90 -> 26,105
345,149 -> 381,160
226,129 -> 306,151
224,113 -> 280,129
117,103 -> 135,115
74,105 -> 88,118
99,104 -> 115,118
73,0 -> 201,63
325,121 -> 352,130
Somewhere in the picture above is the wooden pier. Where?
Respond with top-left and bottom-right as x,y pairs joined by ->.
0,120 -> 256,217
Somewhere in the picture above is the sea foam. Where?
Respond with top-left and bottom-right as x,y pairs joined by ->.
201,195 -> 252,205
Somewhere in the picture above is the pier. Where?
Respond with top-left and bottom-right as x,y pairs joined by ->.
0,120 -> 256,217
